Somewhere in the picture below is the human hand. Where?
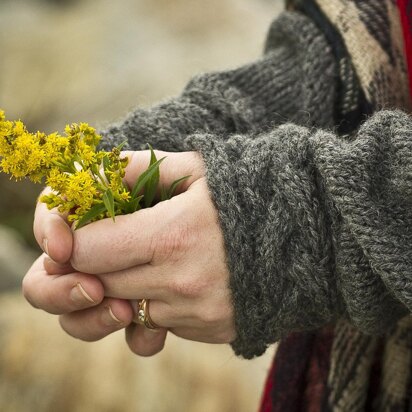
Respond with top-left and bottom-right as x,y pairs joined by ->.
23,150 -> 236,356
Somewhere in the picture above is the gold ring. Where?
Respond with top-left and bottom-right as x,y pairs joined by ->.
136,299 -> 158,329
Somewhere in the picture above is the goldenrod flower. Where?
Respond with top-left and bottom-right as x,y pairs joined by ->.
0,110 -> 188,228
45,168 -> 69,192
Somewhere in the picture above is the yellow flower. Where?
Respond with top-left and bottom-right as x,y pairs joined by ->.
119,189 -> 131,201
79,123 -> 101,147
0,110 -> 173,229
46,168 -> 69,192
40,192 -> 63,210
1,131 -> 45,179
63,170 -> 98,215
0,120 -> 16,157
13,120 -> 26,137
76,140 -> 96,166
42,132 -> 69,166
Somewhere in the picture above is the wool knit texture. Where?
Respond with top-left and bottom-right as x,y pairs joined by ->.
288,0 -> 411,112
186,110 -> 412,358
279,2 -> 412,411
100,11 -> 412,359
100,12 -> 336,152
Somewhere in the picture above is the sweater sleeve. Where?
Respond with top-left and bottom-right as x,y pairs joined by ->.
184,110 -> 412,359
98,11 -> 337,152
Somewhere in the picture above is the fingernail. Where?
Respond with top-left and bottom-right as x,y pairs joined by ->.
102,306 -> 123,326
42,238 -> 49,255
70,283 -> 95,304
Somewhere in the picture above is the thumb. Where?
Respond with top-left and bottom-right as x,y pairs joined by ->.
34,187 -> 73,264
122,150 -> 205,196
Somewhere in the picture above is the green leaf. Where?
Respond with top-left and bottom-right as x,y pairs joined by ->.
102,154 -> 110,171
131,157 -> 165,199
116,140 -> 128,151
102,154 -> 111,183
75,203 -> 107,230
166,175 -> 191,199
124,195 -> 144,214
143,145 -> 160,207
160,186 -> 168,202
102,190 -> 115,221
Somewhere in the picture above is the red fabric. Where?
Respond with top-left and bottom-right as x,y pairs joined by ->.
259,355 -> 276,412
398,0 -> 412,99
302,326 -> 334,412
258,333 -> 315,412
258,327 -> 334,412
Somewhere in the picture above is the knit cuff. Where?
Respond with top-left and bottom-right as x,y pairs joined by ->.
184,128 -> 340,359
185,111 -> 412,359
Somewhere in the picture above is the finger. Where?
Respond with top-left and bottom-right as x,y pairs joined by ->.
125,323 -> 167,357
123,150 -> 205,195
70,152 -> 205,275
33,187 -> 73,263
59,298 -> 133,341
130,299 -> 236,344
96,264 -> 168,300
71,210 -> 156,273
169,326 -> 236,344
43,256 -> 74,275
70,182 -> 200,274
22,254 -> 104,314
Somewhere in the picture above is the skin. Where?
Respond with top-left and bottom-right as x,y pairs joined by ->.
22,150 -> 236,356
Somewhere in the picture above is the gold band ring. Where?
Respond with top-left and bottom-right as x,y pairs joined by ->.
136,299 -> 158,329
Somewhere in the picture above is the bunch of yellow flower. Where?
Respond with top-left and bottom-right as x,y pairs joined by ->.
0,110 -> 185,229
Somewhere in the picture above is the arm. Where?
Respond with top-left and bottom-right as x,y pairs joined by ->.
23,111 -> 412,359
23,12 -> 346,357
98,11 -> 337,152
185,110 -> 412,358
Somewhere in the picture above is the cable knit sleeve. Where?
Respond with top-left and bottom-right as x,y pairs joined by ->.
184,110 -> 412,359
98,11 -> 337,152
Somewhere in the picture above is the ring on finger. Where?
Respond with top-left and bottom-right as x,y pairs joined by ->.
136,299 -> 158,329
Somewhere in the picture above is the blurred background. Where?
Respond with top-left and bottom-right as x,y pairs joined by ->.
0,0 -> 282,410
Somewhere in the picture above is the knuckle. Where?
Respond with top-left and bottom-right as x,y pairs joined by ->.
199,307 -> 220,325
59,316 -> 98,342
152,222 -> 192,263
21,276 -> 39,309
70,237 -> 81,270
70,234 -> 89,272
198,302 -> 228,326
42,291 -> 64,315
24,280 -> 65,315
169,276 -> 203,299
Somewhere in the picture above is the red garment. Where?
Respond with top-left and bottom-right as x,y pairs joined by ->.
398,0 -> 412,99
258,328 -> 334,412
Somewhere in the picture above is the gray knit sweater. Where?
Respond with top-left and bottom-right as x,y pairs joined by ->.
101,12 -> 412,359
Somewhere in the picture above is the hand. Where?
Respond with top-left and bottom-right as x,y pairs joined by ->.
23,150 -> 236,356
